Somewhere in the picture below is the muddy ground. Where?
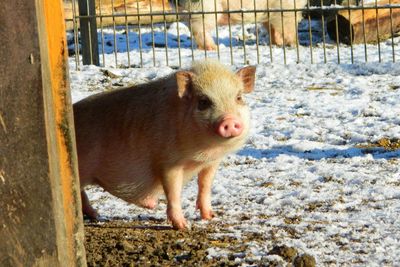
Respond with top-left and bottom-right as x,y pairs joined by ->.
84,219 -> 316,267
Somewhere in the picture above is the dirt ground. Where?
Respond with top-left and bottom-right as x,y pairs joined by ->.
82,138 -> 400,266
84,219 -> 316,266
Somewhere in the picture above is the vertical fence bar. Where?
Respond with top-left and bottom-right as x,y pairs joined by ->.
361,0 -> 368,62
188,0 -> 195,62
347,0 -> 354,64
267,0 -> 273,63
279,0 -> 287,64
162,0 -> 169,66
175,0 -> 182,67
334,0 -> 340,64
307,0 -> 314,64
149,0 -> 156,66
136,0 -> 144,67
389,0 -> 395,62
214,0 -> 221,60
98,0 -> 106,66
253,0 -> 260,64
375,0 -> 382,62
200,0 -> 207,59
227,0 -> 234,64
320,0 -> 327,63
294,0 -> 300,63
71,0 -> 80,69
123,0 -> 131,67
78,0 -> 99,65
110,0 -> 119,66
240,0 -> 247,64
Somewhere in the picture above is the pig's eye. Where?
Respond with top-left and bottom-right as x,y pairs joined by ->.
236,94 -> 244,104
197,97 -> 213,111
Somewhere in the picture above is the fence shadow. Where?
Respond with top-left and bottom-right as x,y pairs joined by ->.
338,62 -> 400,76
95,29 -> 193,54
238,145 -> 400,160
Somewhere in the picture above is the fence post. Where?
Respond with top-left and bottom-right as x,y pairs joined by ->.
0,0 -> 86,266
78,0 -> 100,66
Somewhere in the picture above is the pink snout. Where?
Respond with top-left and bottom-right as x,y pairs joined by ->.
215,116 -> 243,138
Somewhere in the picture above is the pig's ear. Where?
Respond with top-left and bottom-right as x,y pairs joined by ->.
176,71 -> 194,98
236,66 -> 256,93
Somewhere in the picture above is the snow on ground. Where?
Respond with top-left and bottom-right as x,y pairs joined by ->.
69,19 -> 400,266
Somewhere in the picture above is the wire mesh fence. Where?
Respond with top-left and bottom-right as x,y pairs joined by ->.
64,0 -> 400,69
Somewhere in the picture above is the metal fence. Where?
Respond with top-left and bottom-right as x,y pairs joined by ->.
65,0 -> 400,69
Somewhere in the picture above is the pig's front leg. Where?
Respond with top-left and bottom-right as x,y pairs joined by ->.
162,169 -> 187,229
196,162 -> 220,220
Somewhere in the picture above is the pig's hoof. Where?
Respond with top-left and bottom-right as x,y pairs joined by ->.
201,209 -> 215,220
171,218 -> 188,230
170,215 -> 188,230
196,202 -> 215,220
82,206 -> 99,220
197,43 -> 217,51
270,34 -> 284,46
205,44 -> 217,51
167,210 -> 188,229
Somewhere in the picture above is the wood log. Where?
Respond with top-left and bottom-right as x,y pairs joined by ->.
64,0 -> 175,30
327,0 -> 400,44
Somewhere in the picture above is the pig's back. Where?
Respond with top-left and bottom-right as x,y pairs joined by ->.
73,80 -> 173,183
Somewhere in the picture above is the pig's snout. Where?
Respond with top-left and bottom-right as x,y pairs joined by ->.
215,116 -> 243,138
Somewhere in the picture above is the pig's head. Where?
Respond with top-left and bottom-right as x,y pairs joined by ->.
175,60 -> 256,153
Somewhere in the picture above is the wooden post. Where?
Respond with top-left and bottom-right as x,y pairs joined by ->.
327,0 -> 400,44
78,0 -> 100,66
0,0 -> 86,266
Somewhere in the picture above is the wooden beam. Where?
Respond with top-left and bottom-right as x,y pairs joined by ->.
0,0 -> 86,266
64,0 -> 174,30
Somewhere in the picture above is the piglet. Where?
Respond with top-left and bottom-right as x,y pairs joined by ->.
73,60 -> 256,229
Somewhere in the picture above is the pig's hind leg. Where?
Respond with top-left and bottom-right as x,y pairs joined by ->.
189,1 -> 223,50
137,196 -> 158,209
136,183 -> 163,210
81,190 -> 99,219
191,15 -> 220,51
264,12 -> 298,46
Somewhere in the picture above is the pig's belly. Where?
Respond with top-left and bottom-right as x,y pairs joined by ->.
94,159 -> 208,204
100,177 -> 162,205
94,163 -> 160,204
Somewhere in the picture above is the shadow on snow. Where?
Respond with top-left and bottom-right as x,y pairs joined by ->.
238,145 -> 400,160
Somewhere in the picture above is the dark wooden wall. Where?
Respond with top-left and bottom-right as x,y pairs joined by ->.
0,0 -> 86,266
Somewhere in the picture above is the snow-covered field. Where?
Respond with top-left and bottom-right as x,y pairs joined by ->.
69,20 -> 400,266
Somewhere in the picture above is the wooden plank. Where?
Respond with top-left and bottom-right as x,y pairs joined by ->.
64,0 -> 174,30
0,0 -> 86,266
41,0 -> 87,265
327,0 -> 400,44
